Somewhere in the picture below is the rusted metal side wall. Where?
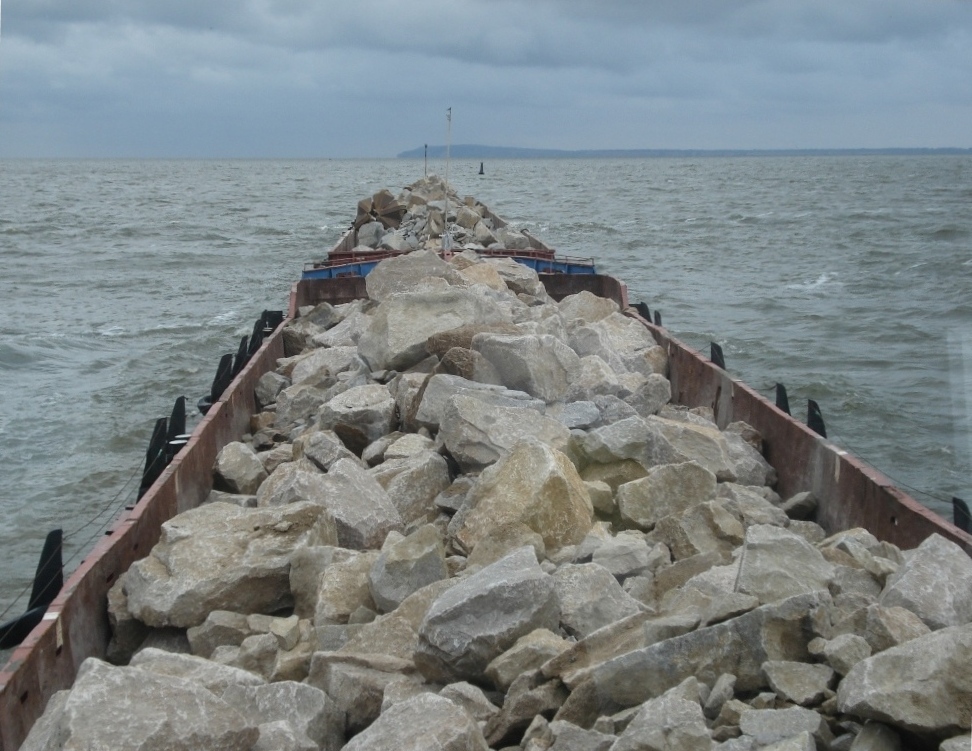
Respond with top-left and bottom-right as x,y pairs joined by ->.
0,327 -> 285,751
291,277 -> 369,313
634,313 -> 972,557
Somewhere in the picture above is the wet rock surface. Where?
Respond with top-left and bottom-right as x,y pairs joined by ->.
30,178 -> 972,750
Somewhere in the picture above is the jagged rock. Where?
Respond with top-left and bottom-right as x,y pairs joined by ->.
425,322 -> 521,356
471,332 -> 582,402
214,441 -> 269,495
274,381 -> 332,428
256,461 -> 325,507
485,670 -> 569,747
553,563 -> 644,638
940,735 -> 972,751
437,346 -> 506,383
370,450 -> 452,527
357,220 -> 385,247
878,533 -> 972,630
565,355 -> 625,402
761,660 -> 834,706
590,532 -> 653,581
125,501 -> 335,628
255,371 -> 290,409
822,633 -> 872,675
567,593 -> 823,712
358,287 -> 512,371
20,658 -> 259,751
294,429 -> 362,471
317,383 -> 396,445
415,547 -> 560,683
487,255 -> 547,296
622,373 -> 671,418
440,393 -> 572,472
384,432 -> 437,459
861,603 -> 931,652
724,431 -> 777,487
549,401 -> 602,430
703,673 -> 737,719
738,707 -> 834,748
311,458 -> 403,549
576,416 -> 682,469
617,461 -> 717,531
559,290 -> 619,323
610,678 -> 713,751
220,681 -> 344,751
341,693 -> 490,751
414,373 -> 543,431
311,306 -> 371,348
455,438 -> 593,556
837,624 -> 972,737
569,312 -> 657,363
129,647 -> 266,693
306,652 -> 423,735
485,628 -> 571,692
735,525 -> 836,604
368,524 -> 448,613
439,681 -> 500,722
543,719 -> 617,751
649,416 -> 736,481
365,249 -> 465,301
290,346 -> 362,386
314,551 -> 380,625
652,500 -> 745,561
717,483 -> 790,529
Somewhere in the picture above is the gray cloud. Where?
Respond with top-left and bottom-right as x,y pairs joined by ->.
1,0 -> 970,156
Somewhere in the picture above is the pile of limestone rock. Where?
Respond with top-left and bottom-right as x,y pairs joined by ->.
23,228 -> 972,751
351,174 -> 535,253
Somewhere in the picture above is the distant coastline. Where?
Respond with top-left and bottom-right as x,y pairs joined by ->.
398,144 -> 972,159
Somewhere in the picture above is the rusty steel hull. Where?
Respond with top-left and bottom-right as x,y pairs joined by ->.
3,268 -> 970,751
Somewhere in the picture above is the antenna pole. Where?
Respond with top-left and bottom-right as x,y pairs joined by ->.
443,108 -> 452,250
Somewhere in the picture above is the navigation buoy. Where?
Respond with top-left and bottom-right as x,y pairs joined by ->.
478,162 -> 484,175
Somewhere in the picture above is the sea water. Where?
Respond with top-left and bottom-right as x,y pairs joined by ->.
1,155 -> 970,625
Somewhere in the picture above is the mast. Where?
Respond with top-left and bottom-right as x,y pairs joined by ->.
443,107 -> 452,250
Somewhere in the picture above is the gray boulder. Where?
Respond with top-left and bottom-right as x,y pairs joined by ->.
610,678 -> 712,751
129,647 -> 266,693
413,373 -> 543,431
125,501 -> 335,628
837,623 -> 972,737
623,373 -> 672,417
369,524 -> 448,613
214,441 -> 268,495
735,525 -> 835,604
472,332 -> 582,402
20,658 -> 259,751
879,533 -> 972,630
370,450 -> 452,527
365,249 -> 465,301
761,660 -> 834,706
255,371 -> 290,409
416,547 -> 560,682
455,437 -> 593,556
439,393 -> 571,472
220,681 -> 344,751
617,461 -> 717,532
314,458 -> 404,550
358,287 -> 512,371
342,693 -> 489,751
738,707 -> 834,748
553,563 -> 644,638
558,290 -> 619,324
290,346 -> 362,386
317,383 -> 396,446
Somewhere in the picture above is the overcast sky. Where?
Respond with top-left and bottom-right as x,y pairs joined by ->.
1,0 -> 971,157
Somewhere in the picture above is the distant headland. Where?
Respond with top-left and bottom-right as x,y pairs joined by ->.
398,144 -> 972,159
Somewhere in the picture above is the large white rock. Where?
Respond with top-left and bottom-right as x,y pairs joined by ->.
317,383 -> 396,446
454,438 -> 593,555
289,346 -> 362,386
414,373 -> 544,431
735,525 -> 835,604
312,458 -> 404,550
365,249 -> 465,302
129,647 -> 266,693
879,533 -> 972,630
416,547 -> 560,683
558,290 -> 619,324
471,332 -> 582,402
358,287 -> 512,371
342,693 -> 489,751
214,441 -> 269,496
439,393 -> 571,472
837,623 -> 972,737
617,461 -> 718,531
20,658 -> 259,751
125,501 -> 336,628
